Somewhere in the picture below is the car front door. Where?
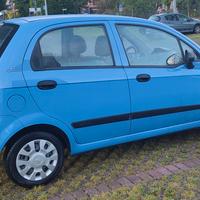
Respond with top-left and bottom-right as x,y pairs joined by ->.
177,14 -> 194,32
110,22 -> 200,134
23,22 -> 131,144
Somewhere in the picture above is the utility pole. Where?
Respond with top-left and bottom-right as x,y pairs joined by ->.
44,0 -> 48,15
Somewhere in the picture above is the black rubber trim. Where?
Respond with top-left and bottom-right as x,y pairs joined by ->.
0,23 -> 19,57
72,104 -> 200,129
72,113 -> 130,128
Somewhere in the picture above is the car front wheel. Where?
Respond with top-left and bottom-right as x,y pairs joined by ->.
4,131 -> 64,187
194,24 -> 200,34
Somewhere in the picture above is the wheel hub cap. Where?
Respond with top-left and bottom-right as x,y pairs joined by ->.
30,153 -> 46,168
195,26 -> 200,33
16,139 -> 58,181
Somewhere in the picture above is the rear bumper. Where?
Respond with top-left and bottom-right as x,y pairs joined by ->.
0,115 -> 23,151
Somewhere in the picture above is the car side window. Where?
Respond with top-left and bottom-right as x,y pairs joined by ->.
178,15 -> 189,22
165,15 -> 178,21
116,25 -> 183,67
180,41 -> 199,60
31,25 -> 114,70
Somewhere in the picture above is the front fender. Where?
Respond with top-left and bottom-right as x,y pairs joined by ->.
0,113 -> 78,153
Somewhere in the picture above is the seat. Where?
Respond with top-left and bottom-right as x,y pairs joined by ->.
68,35 -> 87,58
95,35 -> 113,65
95,35 -> 111,57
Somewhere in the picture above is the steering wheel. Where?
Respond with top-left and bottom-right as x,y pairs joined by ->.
151,47 -> 171,55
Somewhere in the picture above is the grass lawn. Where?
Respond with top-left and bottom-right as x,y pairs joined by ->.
187,34 -> 200,45
93,167 -> 200,200
0,34 -> 200,200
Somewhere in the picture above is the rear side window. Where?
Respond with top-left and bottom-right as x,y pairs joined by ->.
31,25 -> 114,70
0,23 -> 19,57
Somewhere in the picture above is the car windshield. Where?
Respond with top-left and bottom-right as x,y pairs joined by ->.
0,23 -> 19,57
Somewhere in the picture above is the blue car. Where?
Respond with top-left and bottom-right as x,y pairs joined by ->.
1,15 -> 200,187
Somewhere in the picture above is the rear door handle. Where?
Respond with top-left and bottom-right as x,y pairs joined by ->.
37,80 -> 57,90
136,74 -> 151,82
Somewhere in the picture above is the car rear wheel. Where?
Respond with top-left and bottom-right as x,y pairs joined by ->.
4,131 -> 64,187
194,25 -> 200,34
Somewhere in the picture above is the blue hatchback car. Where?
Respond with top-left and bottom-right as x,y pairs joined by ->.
1,14 -> 200,187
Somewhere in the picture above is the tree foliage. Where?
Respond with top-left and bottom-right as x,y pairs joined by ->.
9,0 -> 200,18
122,0 -> 158,18
0,0 -> 6,11
46,0 -> 87,14
177,0 -> 200,16
14,0 -> 87,16
15,0 -> 30,17
97,0 -> 200,18
96,0 -> 118,14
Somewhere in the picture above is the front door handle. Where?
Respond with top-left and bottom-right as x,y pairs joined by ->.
136,74 -> 151,82
37,80 -> 57,90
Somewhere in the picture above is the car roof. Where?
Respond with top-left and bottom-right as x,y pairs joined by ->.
6,14 -> 156,26
152,13 -> 185,17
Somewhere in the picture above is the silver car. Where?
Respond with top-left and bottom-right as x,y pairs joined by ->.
149,13 -> 200,34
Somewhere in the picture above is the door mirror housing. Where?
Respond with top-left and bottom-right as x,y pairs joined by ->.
185,50 -> 195,69
166,54 -> 183,66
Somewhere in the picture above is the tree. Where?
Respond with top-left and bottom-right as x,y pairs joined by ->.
15,0 -> 30,17
96,0 -> 119,14
122,0 -> 159,18
46,0 -> 87,14
162,0 -> 172,9
177,0 -> 200,16
15,0 -> 87,16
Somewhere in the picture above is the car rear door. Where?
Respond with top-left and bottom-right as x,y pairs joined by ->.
110,22 -> 200,134
23,21 -> 131,144
165,14 -> 182,31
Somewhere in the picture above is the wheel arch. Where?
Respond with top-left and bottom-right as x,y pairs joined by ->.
4,124 -> 71,157
194,23 -> 200,31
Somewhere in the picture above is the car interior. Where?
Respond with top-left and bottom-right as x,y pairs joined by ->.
31,27 -> 114,70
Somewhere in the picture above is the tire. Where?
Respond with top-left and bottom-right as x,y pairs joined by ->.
4,131 -> 64,187
194,24 -> 200,34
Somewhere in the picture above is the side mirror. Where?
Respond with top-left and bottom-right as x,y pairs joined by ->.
185,50 -> 195,69
166,54 -> 183,66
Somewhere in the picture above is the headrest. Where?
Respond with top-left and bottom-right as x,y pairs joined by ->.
95,35 -> 111,57
69,35 -> 87,56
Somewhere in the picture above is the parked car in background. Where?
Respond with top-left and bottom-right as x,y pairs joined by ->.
1,15 -> 200,187
149,13 -> 200,34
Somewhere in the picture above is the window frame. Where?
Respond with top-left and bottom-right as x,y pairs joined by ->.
116,23 -> 200,68
179,40 -> 200,62
31,24 -> 116,71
